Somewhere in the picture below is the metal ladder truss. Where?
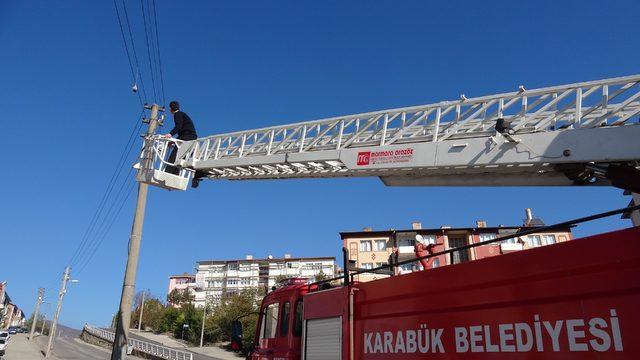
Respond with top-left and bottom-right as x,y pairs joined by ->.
138,74 -> 640,190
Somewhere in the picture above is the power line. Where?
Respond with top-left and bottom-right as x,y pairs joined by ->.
76,174 -> 138,276
113,0 -> 146,107
140,0 -> 158,103
68,111 -> 144,266
145,0 -> 161,104
121,0 -> 149,104
75,143 -> 141,267
151,0 -> 166,105
70,133 -> 141,270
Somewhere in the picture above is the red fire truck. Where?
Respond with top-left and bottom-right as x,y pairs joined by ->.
246,222 -> 640,359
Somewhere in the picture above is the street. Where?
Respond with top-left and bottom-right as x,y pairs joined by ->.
1,332 -> 109,360
1,332 -> 223,360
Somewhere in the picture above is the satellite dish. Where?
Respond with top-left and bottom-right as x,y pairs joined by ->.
132,83 -> 138,93
415,234 -> 424,244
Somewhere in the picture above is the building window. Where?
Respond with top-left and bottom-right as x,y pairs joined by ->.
399,262 -> 419,273
432,258 -> 440,268
448,237 -> 470,264
374,240 -> 387,251
479,233 -> 496,242
227,279 -> 238,286
240,279 -> 250,286
543,235 -> 556,245
421,234 -> 437,245
360,240 -> 372,252
398,238 -> 416,247
361,263 -> 373,270
375,262 -> 387,268
528,235 -> 542,247
306,262 -> 322,270
286,262 -> 299,269
260,303 -> 279,340
228,263 -> 239,271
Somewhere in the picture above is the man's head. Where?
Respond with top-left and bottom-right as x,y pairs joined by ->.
169,101 -> 180,114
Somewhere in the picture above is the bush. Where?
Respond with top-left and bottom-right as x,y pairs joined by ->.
124,288 -> 262,354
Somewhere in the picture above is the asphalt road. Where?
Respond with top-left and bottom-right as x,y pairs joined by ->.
35,329 -> 110,360
1,329 -> 223,360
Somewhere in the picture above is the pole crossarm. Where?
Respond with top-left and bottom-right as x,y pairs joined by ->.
137,75 -> 640,190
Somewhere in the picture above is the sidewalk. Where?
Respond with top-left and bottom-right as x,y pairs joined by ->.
134,331 -> 242,360
3,333 -> 44,360
186,344 -> 243,360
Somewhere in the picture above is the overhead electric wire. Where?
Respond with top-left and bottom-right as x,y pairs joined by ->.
145,0 -> 161,104
141,0 -> 158,103
68,111 -> 144,267
75,177 -> 138,276
70,126 -> 142,270
121,0 -> 149,104
151,0 -> 166,105
113,0 -> 147,107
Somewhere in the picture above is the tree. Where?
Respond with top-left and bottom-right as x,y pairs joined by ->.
167,289 -> 194,307
314,270 -> 330,282
274,275 -> 293,287
24,313 -> 45,333
158,306 -> 180,334
131,291 -> 165,332
206,289 -> 262,353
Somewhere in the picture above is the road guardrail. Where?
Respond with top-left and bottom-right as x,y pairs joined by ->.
83,324 -> 194,360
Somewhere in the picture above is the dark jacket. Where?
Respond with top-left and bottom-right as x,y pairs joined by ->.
169,111 -> 198,140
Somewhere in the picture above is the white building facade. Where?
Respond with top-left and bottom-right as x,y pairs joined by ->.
193,255 -> 336,308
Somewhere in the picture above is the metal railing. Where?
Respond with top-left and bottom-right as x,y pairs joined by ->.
83,324 -> 193,360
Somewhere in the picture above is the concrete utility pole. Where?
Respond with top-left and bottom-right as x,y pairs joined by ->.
111,104 -> 161,360
46,266 -> 71,358
29,287 -> 44,340
200,293 -> 208,347
137,291 -> 146,333
40,314 -> 47,335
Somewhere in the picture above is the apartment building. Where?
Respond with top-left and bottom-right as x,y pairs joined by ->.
191,255 -> 336,307
341,209 -> 573,282
167,273 -> 197,307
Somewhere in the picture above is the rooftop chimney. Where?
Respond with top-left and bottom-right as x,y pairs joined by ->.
412,221 -> 422,230
476,220 -> 487,228
284,254 -> 292,259
246,255 -> 253,260
525,208 -> 533,223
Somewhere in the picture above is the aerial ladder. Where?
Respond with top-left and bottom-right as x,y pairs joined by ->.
137,74 -> 640,195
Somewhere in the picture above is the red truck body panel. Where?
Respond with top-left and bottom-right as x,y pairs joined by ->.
254,226 -> 640,359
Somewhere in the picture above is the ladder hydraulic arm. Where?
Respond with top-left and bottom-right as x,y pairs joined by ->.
136,74 -> 640,191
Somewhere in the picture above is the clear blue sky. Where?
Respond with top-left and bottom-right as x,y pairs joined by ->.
0,0 -> 638,329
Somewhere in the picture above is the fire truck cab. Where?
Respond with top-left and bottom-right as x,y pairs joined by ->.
249,279 -> 318,360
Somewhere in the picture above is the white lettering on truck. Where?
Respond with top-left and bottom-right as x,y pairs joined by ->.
364,324 -> 444,354
364,310 -> 624,354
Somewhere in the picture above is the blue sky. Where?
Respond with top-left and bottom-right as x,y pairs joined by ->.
0,0 -> 638,329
